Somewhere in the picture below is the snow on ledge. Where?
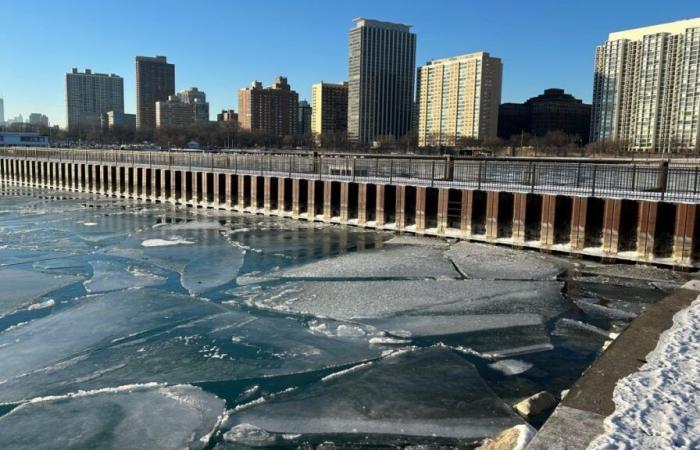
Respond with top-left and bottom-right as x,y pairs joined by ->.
588,294 -> 700,449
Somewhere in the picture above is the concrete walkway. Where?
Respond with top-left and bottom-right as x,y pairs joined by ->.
527,280 -> 700,449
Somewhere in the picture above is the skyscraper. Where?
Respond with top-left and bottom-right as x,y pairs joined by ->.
238,77 -> 299,137
178,87 -> 210,122
347,18 -> 416,145
28,113 -> 49,127
311,82 -> 348,136
65,68 -> 124,130
591,18 -> 700,152
416,52 -> 502,147
0,98 -> 4,124
136,56 -> 175,130
297,100 -> 312,135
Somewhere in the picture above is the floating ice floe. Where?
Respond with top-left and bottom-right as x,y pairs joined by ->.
141,238 -> 195,247
0,268 -> 83,318
445,242 -> 567,280
488,359 -> 534,376
107,229 -> 244,295
0,383 -> 225,450
237,245 -> 459,283
0,289 -> 220,403
221,348 -> 525,442
0,292 -> 381,403
234,280 -> 566,321
84,260 -> 166,293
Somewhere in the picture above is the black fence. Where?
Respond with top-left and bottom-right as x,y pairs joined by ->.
2,147 -> 699,203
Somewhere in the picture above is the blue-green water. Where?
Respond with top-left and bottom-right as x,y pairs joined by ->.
0,186 -> 688,449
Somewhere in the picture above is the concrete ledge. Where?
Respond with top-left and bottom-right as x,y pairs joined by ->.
527,405 -> 605,450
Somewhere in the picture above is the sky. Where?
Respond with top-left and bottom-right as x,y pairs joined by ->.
1,0 -> 698,128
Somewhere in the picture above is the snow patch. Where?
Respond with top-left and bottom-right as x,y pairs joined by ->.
589,295 -> 700,449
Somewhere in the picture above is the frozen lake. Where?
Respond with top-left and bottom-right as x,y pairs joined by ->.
0,185 -> 690,449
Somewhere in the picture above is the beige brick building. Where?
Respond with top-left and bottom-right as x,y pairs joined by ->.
311,82 -> 348,136
417,52 -> 502,147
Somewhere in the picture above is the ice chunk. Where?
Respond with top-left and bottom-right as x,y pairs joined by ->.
445,242 -> 566,280
0,384 -> 225,450
107,231 -> 244,295
84,260 -> 166,293
235,280 -> 566,321
223,348 -> 524,440
0,306 -> 381,403
141,238 -> 195,247
246,246 -> 459,281
0,269 -> 82,318
488,359 -> 534,376
0,289 -> 221,398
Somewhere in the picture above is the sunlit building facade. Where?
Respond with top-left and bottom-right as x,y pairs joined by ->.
417,52 -> 502,147
591,18 -> 700,152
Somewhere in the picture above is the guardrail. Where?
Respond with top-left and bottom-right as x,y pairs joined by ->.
2,147 -> 699,203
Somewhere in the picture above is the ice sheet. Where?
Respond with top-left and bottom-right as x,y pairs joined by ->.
223,348 -> 524,441
0,289 -> 220,401
0,304 -> 381,403
445,242 -> 566,280
0,268 -> 83,317
238,245 -> 459,282
234,279 -> 566,321
0,384 -> 225,450
84,260 -> 166,293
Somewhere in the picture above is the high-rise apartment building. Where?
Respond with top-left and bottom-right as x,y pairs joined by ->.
155,96 -> 196,128
177,87 -> 209,122
347,18 -> 416,145
591,18 -> 700,152
297,100 -> 312,135
311,82 -> 348,136
238,77 -> 299,137
416,52 -> 502,147
135,56 -> 175,130
65,68 -> 124,130
102,111 -> 136,129
28,113 -> 49,127
217,109 -> 238,126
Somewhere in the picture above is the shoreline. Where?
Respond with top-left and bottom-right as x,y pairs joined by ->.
526,279 -> 700,449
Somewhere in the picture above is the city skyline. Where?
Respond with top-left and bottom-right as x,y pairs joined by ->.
2,0 -> 696,129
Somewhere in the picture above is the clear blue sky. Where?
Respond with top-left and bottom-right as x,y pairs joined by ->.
1,0 -> 698,128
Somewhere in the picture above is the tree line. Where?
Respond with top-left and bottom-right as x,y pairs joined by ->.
3,122 -> 698,155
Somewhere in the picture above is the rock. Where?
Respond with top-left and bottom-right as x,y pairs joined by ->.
514,391 -> 558,417
477,424 -> 536,450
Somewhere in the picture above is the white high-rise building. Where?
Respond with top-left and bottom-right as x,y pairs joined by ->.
347,18 -> 416,145
416,52 -> 503,147
591,18 -> 700,152
65,68 -> 124,130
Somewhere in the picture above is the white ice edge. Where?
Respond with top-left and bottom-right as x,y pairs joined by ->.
141,238 -> 195,247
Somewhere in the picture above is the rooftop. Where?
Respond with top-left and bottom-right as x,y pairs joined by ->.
352,18 -> 412,32
608,17 -> 700,41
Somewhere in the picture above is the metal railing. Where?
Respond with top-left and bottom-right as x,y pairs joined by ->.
1,147 -> 699,203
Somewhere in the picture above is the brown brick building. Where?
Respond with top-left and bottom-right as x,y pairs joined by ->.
238,77 -> 298,137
